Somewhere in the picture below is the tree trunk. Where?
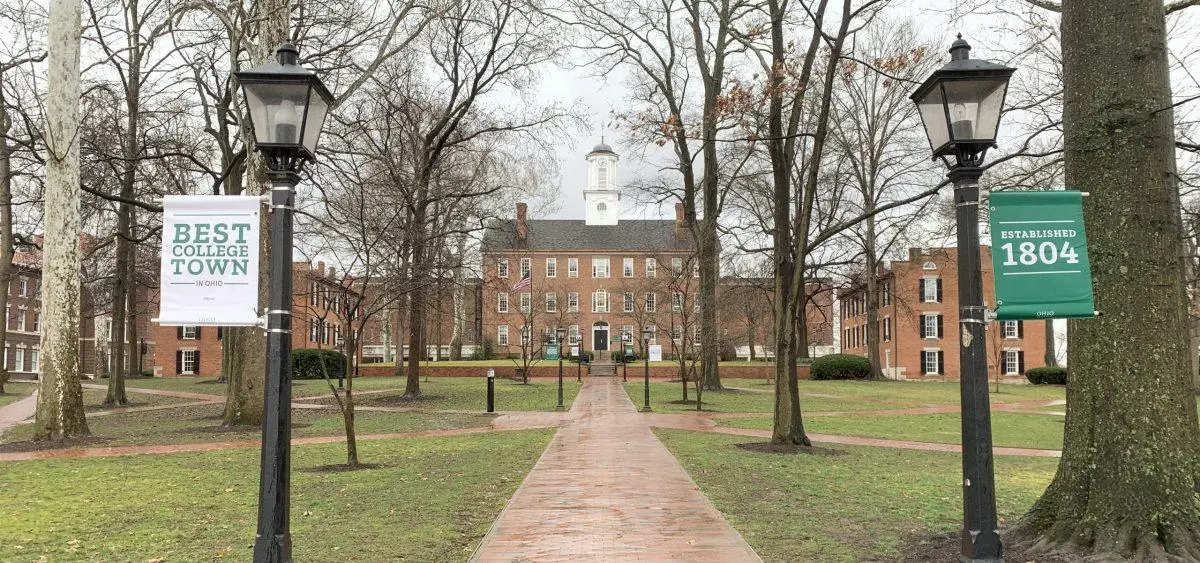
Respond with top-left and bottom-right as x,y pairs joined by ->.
342,328 -> 358,466
0,98 -> 15,394
864,213 -> 884,379
1014,1 -> 1200,557
404,203 -> 427,397
105,46 -> 141,406
1043,319 -> 1058,368
699,218 -> 721,390
36,0 -> 89,439
450,234 -> 465,361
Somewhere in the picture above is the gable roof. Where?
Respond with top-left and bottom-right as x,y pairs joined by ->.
483,219 -> 694,252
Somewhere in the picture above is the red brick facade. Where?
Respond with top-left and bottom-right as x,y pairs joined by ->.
3,248 -> 100,379
839,247 -> 1048,380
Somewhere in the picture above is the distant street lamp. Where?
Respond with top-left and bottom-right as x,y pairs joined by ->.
910,35 -> 1014,563
556,328 -> 566,411
235,42 -> 334,563
641,326 -> 653,412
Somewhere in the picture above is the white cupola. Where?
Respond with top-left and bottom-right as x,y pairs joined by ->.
584,140 -> 620,225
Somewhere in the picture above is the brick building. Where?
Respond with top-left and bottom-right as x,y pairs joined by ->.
481,142 -> 834,360
839,247 -> 1047,380
4,247 -> 101,379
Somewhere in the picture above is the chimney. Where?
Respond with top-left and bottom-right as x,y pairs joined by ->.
675,202 -> 685,223
516,202 -> 528,241
317,261 -> 326,275
328,267 -> 337,278
675,202 -> 687,240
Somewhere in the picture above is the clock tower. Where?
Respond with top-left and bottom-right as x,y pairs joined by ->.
584,141 -> 619,226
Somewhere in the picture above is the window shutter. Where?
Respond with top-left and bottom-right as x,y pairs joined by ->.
937,315 -> 944,339
196,327 -> 202,339
1018,351 -> 1025,374
937,351 -> 945,374
195,351 -> 201,374
217,327 -> 223,340
176,326 -> 183,339
919,315 -> 927,337
175,350 -> 182,374
918,279 -> 924,299
936,279 -> 943,302
1001,352 -> 1008,374
1017,320 -> 1025,339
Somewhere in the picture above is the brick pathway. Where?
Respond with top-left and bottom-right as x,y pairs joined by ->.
0,390 -> 38,437
470,377 -> 761,562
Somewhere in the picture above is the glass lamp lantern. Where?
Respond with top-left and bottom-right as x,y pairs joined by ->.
235,44 -> 334,166
910,35 -> 1015,166
556,328 -> 566,344
641,327 -> 654,343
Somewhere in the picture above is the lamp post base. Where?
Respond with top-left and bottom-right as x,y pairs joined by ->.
640,406 -> 653,412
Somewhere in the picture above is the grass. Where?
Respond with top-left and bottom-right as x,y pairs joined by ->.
655,428 -> 1058,562
0,382 -> 36,408
299,377 -> 582,412
0,428 -> 555,561
721,411 -> 1066,450
1,402 -> 497,449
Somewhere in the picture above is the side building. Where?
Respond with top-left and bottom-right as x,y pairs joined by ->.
5,246 -> 101,379
839,247 -> 1048,380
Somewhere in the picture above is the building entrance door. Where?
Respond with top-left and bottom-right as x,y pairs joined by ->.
592,322 -> 609,352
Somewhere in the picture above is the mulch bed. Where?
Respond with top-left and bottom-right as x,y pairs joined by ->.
894,531 -> 1079,562
735,442 -> 847,456
0,435 -> 113,453
296,462 -> 390,473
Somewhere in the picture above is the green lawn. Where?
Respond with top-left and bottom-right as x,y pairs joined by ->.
624,381 -> 910,413
721,411 -> 1066,450
0,428 -> 555,561
83,387 -> 196,410
301,377 -> 582,412
0,383 -> 36,408
1,402 -> 497,448
655,428 -> 1058,562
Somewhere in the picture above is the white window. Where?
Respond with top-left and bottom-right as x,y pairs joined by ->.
520,258 -> 531,279
672,292 -> 683,312
882,281 -> 891,306
923,261 -> 937,270
623,258 -> 634,277
18,278 -> 27,297
1003,320 -> 1020,339
623,292 -> 635,313
568,292 -> 580,313
13,347 -> 24,371
883,317 -> 891,342
592,257 -> 610,278
922,350 -> 940,375
622,325 -> 633,340
644,292 -> 656,313
520,292 -> 531,313
671,257 -> 682,273
646,324 -> 658,344
309,281 -> 319,306
922,313 -> 939,339
16,308 -> 25,332
497,325 -> 509,346
309,318 -> 319,342
646,258 -> 657,278
1004,350 -> 1021,375
592,290 -> 609,313
498,258 -> 509,278
597,160 -> 609,188
520,325 -> 531,345
569,325 -> 580,345
672,325 -> 683,340
922,278 -> 939,303
182,349 -> 198,374
546,258 -> 557,278
692,326 -> 701,346
29,347 -> 38,373
545,293 -> 558,312
182,326 -> 199,339
568,258 -> 579,278
498,293 -> 510,313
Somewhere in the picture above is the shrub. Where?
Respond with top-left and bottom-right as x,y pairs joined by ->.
292,349 -> 347,381
810,354 -> 872,380
1025,366 -> 1067,385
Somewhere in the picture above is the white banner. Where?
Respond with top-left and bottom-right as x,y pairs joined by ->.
158,195 -> 261,326
648,345 -> 663,362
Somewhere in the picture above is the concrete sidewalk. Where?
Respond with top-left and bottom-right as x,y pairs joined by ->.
470,377 -> 760,562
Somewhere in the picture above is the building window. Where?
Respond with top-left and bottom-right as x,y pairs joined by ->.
519,292 -> 531,313
597,202 -> 608,214
592,290 -> 609,313
646,258 -> 657,278
546,258 -> 556,278
498,293 -> 510,313
921,313 -> 941,339
13,347 -> 24,372
921,278 -> 941,303
692,326 -> 701,346
671,257 -> 682,274
1003,320 -> 1022,339
497,325 -> 509,346
568,292 -> 579,313
29,347 -> 38,373
16,308 -> 26,332
182,326 -> 199,340
644,292 -> 656,313
498,258 -> 509,278
520,258 -> 531,279
18,278 -> 27,297
882,280 -> 891,306
592,257 -> 610,278
883,317 -> 891,342
922,350 -> 943,375
646,324 -> 658,344
923,261 -> 937,270
1003,350 -> 1022,375
672,292 -> 683,312
623,292 -> 635,313
569,325 -> 580,345
623,257 -> 634,277
181,350 -> 198,374
672,325 -> 683,341
597,160 -> 609,189
568,258 -> 579,278
545,293 -> 558,313
622,325 -> 633,341
520,325 -> 531,346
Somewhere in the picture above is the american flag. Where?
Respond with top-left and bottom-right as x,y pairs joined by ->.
511,273 -> 531,292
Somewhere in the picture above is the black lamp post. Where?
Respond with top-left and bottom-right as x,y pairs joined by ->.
641,326 -> 653,412
235,43 -> 333,563
555,328 -> 566,411
622,332 -> 631,382
910,35 -> 1014,563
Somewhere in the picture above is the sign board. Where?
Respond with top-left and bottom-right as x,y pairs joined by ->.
648,345 -> 663,362
988,191 -> 1095,320
570,346 -> 579,357
545,344 -> 560,360
624,344 -> 633,358
158,195 -> 261,326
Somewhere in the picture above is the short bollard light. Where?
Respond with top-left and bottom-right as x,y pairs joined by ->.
486,368 -> 495,413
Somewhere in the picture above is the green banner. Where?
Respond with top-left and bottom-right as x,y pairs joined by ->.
545,345 -> 560,360
989,191 -> 1096,320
